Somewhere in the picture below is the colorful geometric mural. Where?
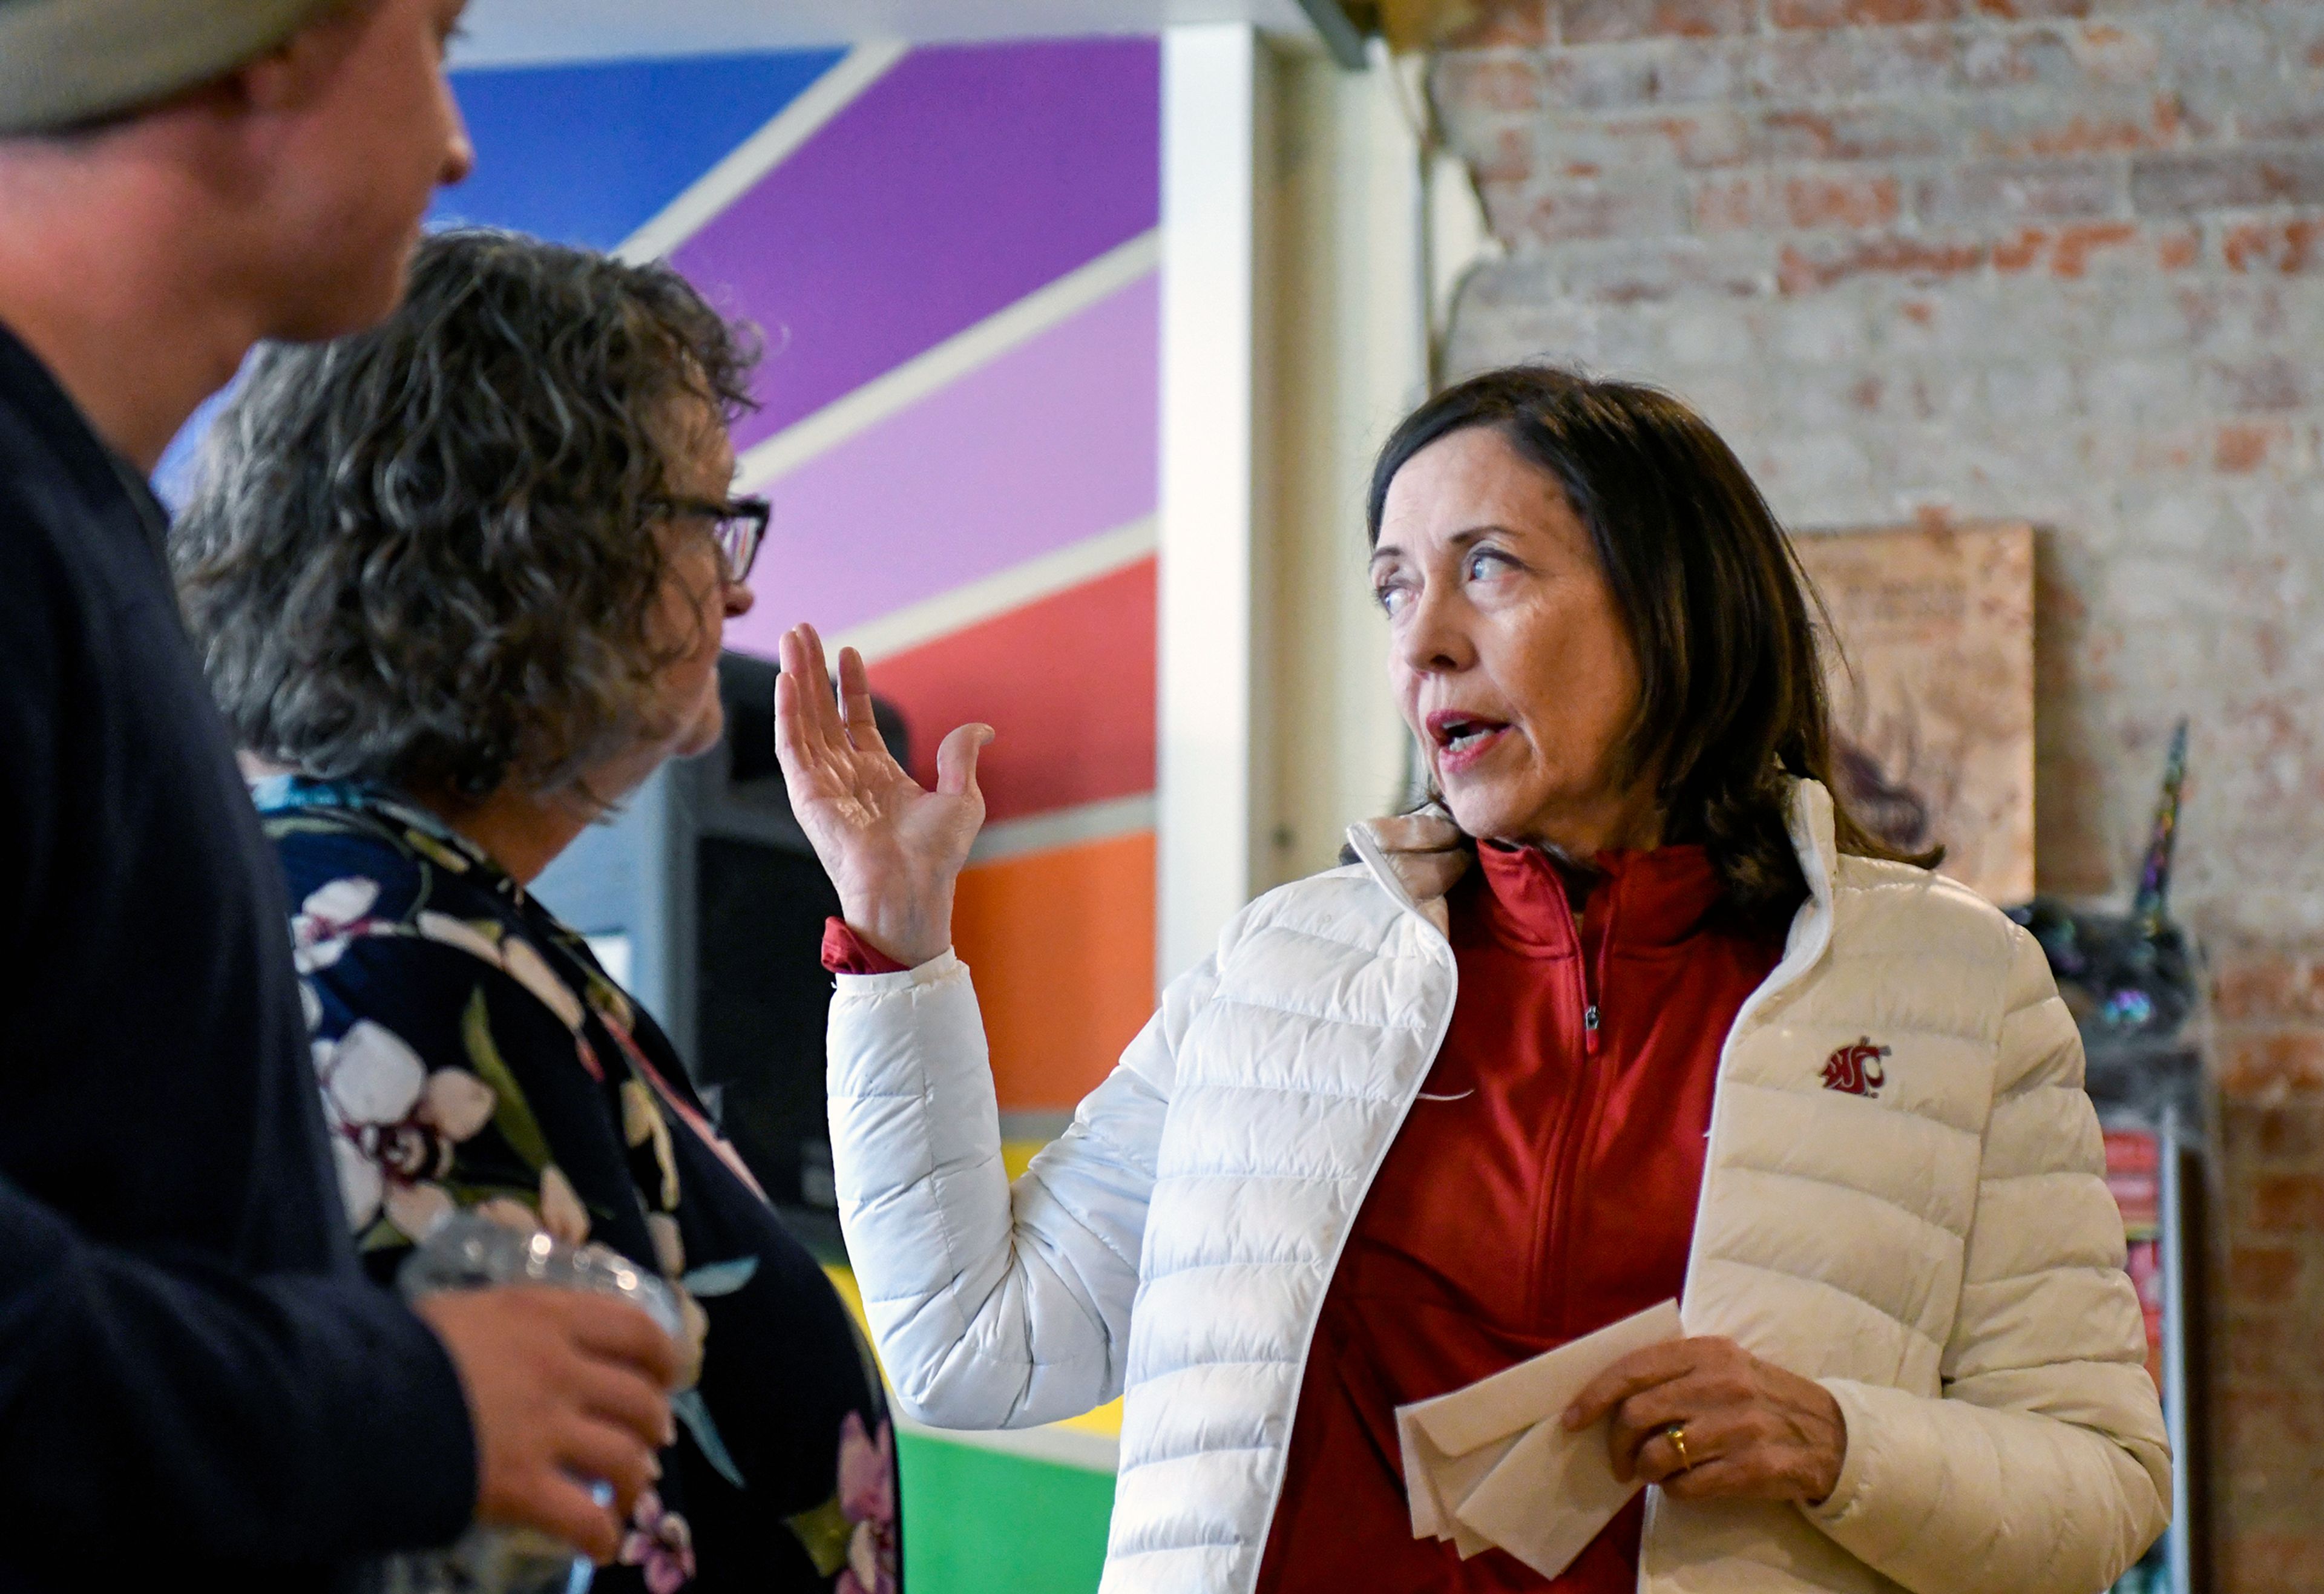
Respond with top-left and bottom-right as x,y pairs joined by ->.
725,269 -> 1158,663
656,39 -> 1163,1118
439,38 -> 1162,1119
669,41 -> 1160,447
435,38 -> 1155,1579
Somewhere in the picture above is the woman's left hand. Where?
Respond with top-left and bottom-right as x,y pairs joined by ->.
1561,1336 -> 1846,1506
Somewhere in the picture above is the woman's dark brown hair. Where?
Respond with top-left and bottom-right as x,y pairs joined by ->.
1367,365 -> 1932,918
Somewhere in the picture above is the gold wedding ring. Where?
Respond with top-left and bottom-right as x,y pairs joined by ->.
1665,1423 -> 1693,1472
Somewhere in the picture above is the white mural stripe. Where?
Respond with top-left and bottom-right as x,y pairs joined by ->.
828,516 -> 1156,664
737,231 -> 1163,491
615,42 -> 908,264
970,795 -> 1158,866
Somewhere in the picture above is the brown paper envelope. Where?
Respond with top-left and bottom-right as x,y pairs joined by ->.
1400,1420 -> 1521,1556
1394,1301 -> 1673,1570
1399,1411 -> 1512,1545
1438,1435 -> 1518,1558
1399,1406 -> 1451,1539
1404,1299 -> 1682,1460
1451,1412 -> 1641,1581
1439,1300 -> 1685,1579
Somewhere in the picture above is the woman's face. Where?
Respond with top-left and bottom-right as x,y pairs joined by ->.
1371,426 -> 1658,853
585,402 -> 754,802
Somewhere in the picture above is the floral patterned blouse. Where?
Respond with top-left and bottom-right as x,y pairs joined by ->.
254,778 -> 900,1594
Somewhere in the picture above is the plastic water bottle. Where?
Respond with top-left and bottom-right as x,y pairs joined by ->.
386,1214 -> 683,1594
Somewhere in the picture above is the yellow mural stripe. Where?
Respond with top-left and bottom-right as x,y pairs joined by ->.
824,1262 -> 1124,1443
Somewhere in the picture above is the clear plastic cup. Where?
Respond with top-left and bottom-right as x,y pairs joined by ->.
387,1214 -> 683,1594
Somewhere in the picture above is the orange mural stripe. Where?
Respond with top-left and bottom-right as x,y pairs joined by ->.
952,829 -> 1156,1112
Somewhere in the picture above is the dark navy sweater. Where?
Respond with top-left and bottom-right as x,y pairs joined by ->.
0,323 -> 474,1588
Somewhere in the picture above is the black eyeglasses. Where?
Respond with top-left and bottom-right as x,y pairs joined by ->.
655,495 -> 770,582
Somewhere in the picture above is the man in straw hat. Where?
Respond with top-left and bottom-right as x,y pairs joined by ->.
0,4 -> 682,1587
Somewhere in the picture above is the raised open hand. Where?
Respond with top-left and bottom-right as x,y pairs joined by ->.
773,623 -> 992,967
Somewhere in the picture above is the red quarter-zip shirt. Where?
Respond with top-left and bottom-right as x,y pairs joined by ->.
1253,842 -> 1785,1593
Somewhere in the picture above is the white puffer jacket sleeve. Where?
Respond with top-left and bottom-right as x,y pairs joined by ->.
1803,924 -> 2173,1592
826,946 -> 1211,1429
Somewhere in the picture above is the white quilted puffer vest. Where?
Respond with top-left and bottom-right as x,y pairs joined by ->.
827,781 -> 2168,1594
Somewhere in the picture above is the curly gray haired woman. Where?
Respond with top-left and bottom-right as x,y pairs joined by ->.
172,228 -> 905,1594
176,226 -> 761,817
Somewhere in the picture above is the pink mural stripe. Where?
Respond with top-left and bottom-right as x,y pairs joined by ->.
672,38 -> 1161,451
729,271 -> 1158,655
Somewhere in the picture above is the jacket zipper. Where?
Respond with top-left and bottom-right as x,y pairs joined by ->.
1583,882 -> 1617,1057
1534,869 -> 1616,1325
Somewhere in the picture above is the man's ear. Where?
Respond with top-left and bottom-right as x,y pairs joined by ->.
226,2 -> 372,117
228,48 -> 303,117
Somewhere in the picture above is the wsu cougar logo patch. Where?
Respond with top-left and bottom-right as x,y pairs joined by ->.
1821,1037 -> 1891,1099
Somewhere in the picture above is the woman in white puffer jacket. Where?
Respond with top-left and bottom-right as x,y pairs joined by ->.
772,367 -> 2169,1594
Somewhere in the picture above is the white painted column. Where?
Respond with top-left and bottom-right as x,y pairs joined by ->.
1261,42 -> 1436,889
1158,24 -> 1273,986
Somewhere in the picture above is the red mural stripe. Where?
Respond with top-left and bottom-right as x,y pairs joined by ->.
864,559 -> 1157,825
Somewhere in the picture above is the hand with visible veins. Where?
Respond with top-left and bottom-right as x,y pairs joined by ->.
772,623 -> 991,968
416,1287 -> 683,1564
1561,1336 -> 1848,1506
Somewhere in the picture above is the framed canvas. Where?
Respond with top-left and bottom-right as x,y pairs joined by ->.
1790,520 -> 2037,907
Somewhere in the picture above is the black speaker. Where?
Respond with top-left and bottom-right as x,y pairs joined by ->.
677,651 -> 908,1256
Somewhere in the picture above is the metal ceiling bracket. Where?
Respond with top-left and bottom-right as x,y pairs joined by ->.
1293,0 -> 1370,69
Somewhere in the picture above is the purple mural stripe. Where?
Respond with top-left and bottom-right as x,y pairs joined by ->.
727,271 -> 1158,657
672,38 -> 1160,451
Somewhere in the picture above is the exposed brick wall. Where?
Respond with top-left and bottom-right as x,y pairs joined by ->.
2215,975 -> 2324,1591
1430,1 -> 2324,1584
